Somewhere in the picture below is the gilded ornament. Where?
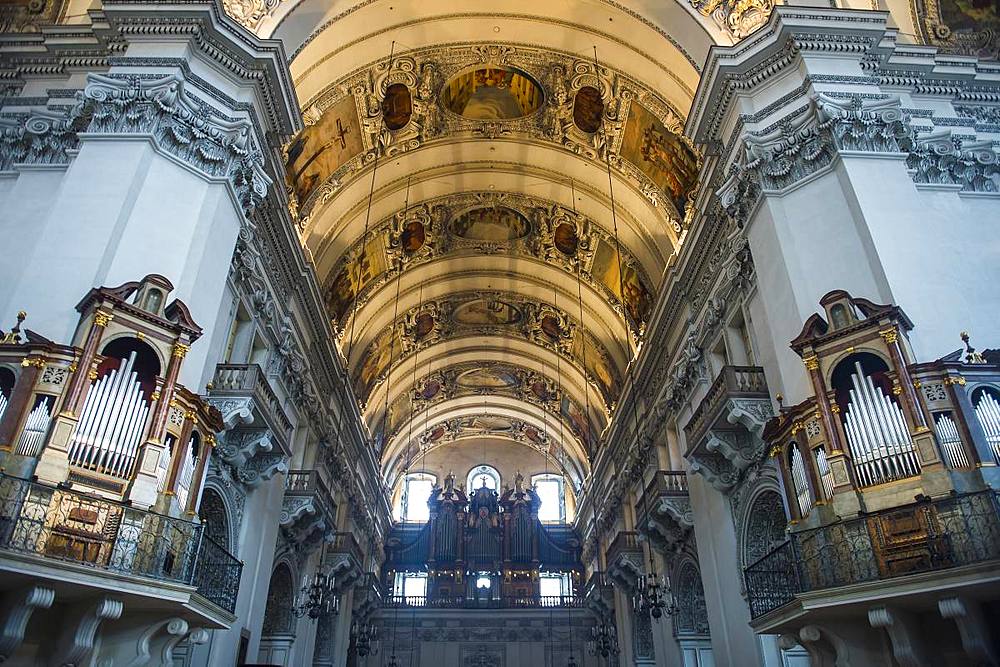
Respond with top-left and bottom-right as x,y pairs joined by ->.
878,328 -> 898,344
151,391 -> 161,402
93,311 -> 114,327
21,357 -> 46,369
802,355 -> 819,371
172,343 -> 191,359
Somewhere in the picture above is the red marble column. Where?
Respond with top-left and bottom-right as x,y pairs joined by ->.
0,359 -> 45,450
879,327 -> 928,431
63,310 -> 113,417
146,341 -> 189,445
163,410 -> 195,495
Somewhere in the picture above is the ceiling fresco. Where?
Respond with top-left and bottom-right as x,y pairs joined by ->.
289,43 -> 700,232
322,191 -> 656,340
350,289 -> 620,409
376,361 -> 604,457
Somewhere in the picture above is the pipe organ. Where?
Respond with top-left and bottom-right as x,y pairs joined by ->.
67,350 -> 150,479
842,361 -> 920,488
15,396 -> 52,458
384,472 -> 580,603
763,290 -> 1000,532
974,390 -> 1000,464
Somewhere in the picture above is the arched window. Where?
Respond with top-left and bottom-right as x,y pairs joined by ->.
673,561 -> 710,637
399,472 -> 435,522
262,563 -> 295,636
467,465 -> 500,492
531,473 -> 565,523
200,487 -> 231,551
972,386 -> 1000,464
742,490 -> 788,569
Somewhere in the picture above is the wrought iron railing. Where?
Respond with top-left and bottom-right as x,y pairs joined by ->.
192,532 -> 243,613
384,595 -> 586,609
0,474 -> 242,613
744,490 -> 1000,618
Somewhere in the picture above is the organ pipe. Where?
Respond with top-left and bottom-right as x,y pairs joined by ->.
14,397 -> 52,457
933,413 -> 969,469
843,361 -> 920,487
789,444 -> 812,516
67,351 -> 150,479
975,392 -> 1000,464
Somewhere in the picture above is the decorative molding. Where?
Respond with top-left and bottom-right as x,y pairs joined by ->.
0,110 -> 80,171
51,596 -> 124,667
0,585 -> 55,661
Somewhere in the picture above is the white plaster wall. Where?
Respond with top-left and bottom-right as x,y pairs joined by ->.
0,138 -> 242,390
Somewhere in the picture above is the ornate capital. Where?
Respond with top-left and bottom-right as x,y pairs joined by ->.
93,310 -> 113,328
171,342 -> 190,359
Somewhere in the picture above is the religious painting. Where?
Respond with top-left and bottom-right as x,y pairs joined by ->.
573,332 -> 617,404
354,326 -> 403,401
419,378 -> 441,401
464,416 -> 513,432
326,236 -> 388,322
540,314 -> 564,341
386,392 -> 412,436
939,0 -> 999,35
452,298 -> 523,327
619,102 -> 698,214
400,219 -> 426,254
591,239 -> 651,324
441,66 -> 544,120
451,207 -> 530,241
382,83 -> 413,131
561,396 -> 594,451
456,367 -> 520,390
286,95 -> 364,204
553,222 -> 579,256
412,312 -> 435,341
573,86 -> 604,133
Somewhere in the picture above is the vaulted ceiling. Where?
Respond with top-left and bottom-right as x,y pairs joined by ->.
257,0 -> 732,491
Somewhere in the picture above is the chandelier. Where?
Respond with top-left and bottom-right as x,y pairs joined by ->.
632,572 -> 679,620
587,619 -> 619,658
352,620 -> 379,657
292,569 -> 338,620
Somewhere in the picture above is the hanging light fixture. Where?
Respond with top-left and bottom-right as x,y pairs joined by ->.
352,619 -> 380,657
592,46 -> 679,622
292,549 -> 339,619
586,618 -> 620,658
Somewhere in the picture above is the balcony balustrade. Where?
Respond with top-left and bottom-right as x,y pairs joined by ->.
744,490 -> 1000,620
281,469 -> 337,545
0,473 -> 242,612
684,365 -> 772,492
635,471 -> 693,553
605,530 -> 644,591
384,595 -> 586,609
582,570 -> 614,616
327,531 -> 365,591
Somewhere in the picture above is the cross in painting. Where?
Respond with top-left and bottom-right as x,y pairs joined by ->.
335,118 -> 350,149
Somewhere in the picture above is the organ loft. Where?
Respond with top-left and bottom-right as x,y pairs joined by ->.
0,0 -> 999,666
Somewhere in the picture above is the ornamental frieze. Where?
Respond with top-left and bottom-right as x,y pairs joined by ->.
323,191 -> 657,339
288,43 -> 700,232
351,289 -> 622,410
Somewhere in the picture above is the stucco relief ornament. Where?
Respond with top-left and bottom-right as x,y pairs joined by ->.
906,129 -> 1000,193
221,0 -> 280,31
814,94 -> 910,154
0,110 -> 81,170
743,111 -> 834,191
690,0 -> 773,38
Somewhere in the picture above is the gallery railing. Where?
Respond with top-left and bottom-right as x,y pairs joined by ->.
744,490 -> 1000,618
384,595 -> 586,609
0,473 -> 242,613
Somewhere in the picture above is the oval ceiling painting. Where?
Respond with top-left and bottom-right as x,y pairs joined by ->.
553,222 -> 578,256
573,86 -> 604,133
452,298 -> 522,327
457,367 -> 520,390
382,83 -> 412,131
451,207 -> 530,242
413,312 -> 435,340
441,66 -> 544,120
400,220 -> 425,253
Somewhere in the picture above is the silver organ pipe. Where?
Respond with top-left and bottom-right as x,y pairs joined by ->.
933,413 -> 969,469
843,361 -> 920,487
789,444 -> 813,516
175,437 -> 197,510
974,391 -> 1000,464
0,391 -> 8,423
814,447 -> 835,498
67,351 -> 150,478
155,435 -> 174,493
14,396 -> 53,457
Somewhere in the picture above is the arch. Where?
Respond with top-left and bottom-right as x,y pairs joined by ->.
262,562 -> 296,636
828,351 -> 893,413
99,335 -> 164,379
740,485 -> 788,570
672,557 -> 710,637
467,464 -> 500,492
199,486 -> 233,551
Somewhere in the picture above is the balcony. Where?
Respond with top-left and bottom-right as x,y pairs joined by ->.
327,531 -> 365,591
605,530 -> 644,591
582,570 -> 615,616
281,469 -> 336,545
684,365 -> 772,492
352,572 -> 383,620
744,490 -> 1000,626
207,364 -> 292,489
635,471 -> 692,553
0,473 -> 242,614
